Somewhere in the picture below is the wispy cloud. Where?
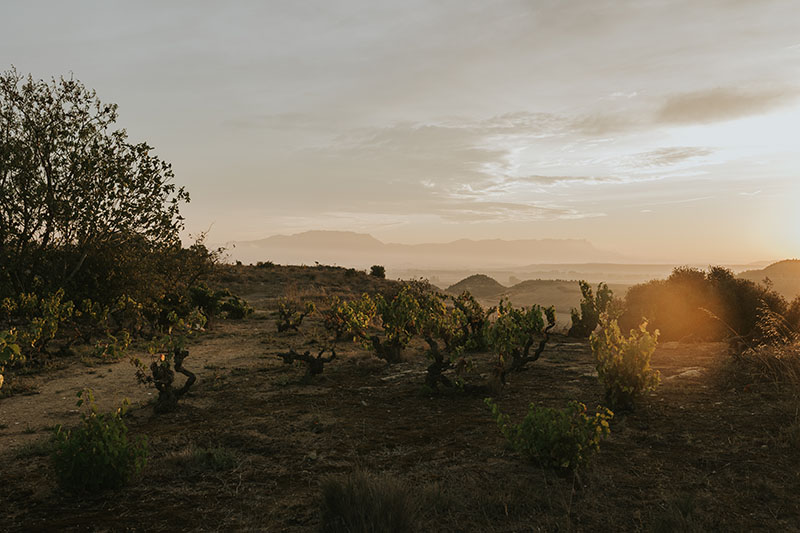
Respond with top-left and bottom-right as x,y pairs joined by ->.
656,87 -> 797,125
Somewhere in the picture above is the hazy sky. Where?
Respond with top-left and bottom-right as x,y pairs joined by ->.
2,1 -> 799,263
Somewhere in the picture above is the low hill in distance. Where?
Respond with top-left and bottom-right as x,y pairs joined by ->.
739,259 -> 800,300
446,274 -> 630,327
446,274 -> 507,299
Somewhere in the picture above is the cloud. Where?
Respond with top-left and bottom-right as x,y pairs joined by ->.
630,147 -> 713,168
656,87 -> 797,124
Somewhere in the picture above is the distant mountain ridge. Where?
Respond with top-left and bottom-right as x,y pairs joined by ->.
230,230 -> 627,269
739,259 -> 800,300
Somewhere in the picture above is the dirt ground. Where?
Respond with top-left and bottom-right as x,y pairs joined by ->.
2,266 -> 799,532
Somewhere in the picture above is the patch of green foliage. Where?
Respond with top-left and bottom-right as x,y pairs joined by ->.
276,298 -> 315,332
51,389 -> 148,493
486,299 -> 556,389
590,316 -> 660,410
486,398 -> 613,470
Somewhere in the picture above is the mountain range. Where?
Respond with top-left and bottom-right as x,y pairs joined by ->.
228,230 -> 628,269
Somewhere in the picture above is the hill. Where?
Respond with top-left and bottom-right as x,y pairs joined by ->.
445,274 -> 507,299
739,259 -> 800,300
445,275 -> 631,327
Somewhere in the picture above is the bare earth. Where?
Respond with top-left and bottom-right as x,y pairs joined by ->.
2,266 -> 799,532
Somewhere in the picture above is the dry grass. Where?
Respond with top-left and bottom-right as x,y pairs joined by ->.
3,265 -> 800,531
320,469 -> 418,533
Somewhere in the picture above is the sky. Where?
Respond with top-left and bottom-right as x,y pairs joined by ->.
2,0 -> 799,263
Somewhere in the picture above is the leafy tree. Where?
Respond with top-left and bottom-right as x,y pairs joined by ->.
0,67 -> 189,300
369,265 -> 386,278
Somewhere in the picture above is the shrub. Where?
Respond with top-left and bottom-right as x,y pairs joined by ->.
276,298 -> 315,333
590,316 -> 660,410
451,291 -> 493,352
620,266 -> 787,342
220,294 -> 253,319
485,398 -> 612,470
371,287 -> 420,363
416,291 -> 470,390
321,297 -> 354,342
52,389 -> 148,493
486,299 -> 556,389
1,290 -> 74,358
131,310 -> 205,413
0,329 -> 22,390
342,288 -> 420,364
568,281 -> 614,338
320,469 -> 418,533
277,346 -> 337,381
369,265 -> 386,278
92,330 -> 132,360
189,284 -> 252,323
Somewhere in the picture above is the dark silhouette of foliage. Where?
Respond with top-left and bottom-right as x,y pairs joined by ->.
0,68 -> 189,302
370,265 -> 386,278
568,281 -> 613,338
620,266 -> 788,342
276,346 -> 336,381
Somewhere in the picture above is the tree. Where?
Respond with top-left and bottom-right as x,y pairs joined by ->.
0,67 -> 189,299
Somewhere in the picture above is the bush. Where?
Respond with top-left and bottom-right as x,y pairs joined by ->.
486,299 -> 556,389
189,284 -> 253,323
369,265 -> 386,278
451,291 -> 493,352
0,329 -> 22,390
568,281 -> 614,338
131,310 -> 205,413
220,294 -> 253,319
416,291 -> 471,390
320,469 -> 418,533
276,298 -> 315,333
51,389 -> 148,493
485,398 -> 612,470
591,316 -> 660,410
620,266 -> 787,342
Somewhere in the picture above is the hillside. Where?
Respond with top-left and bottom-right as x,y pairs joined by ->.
2,265 -> 799,530
445,274 -> 507,299
739,259 -> 800,300
445,275 -> 631,326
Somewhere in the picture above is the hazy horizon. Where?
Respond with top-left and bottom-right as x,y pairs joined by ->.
3,1 -> 799,264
